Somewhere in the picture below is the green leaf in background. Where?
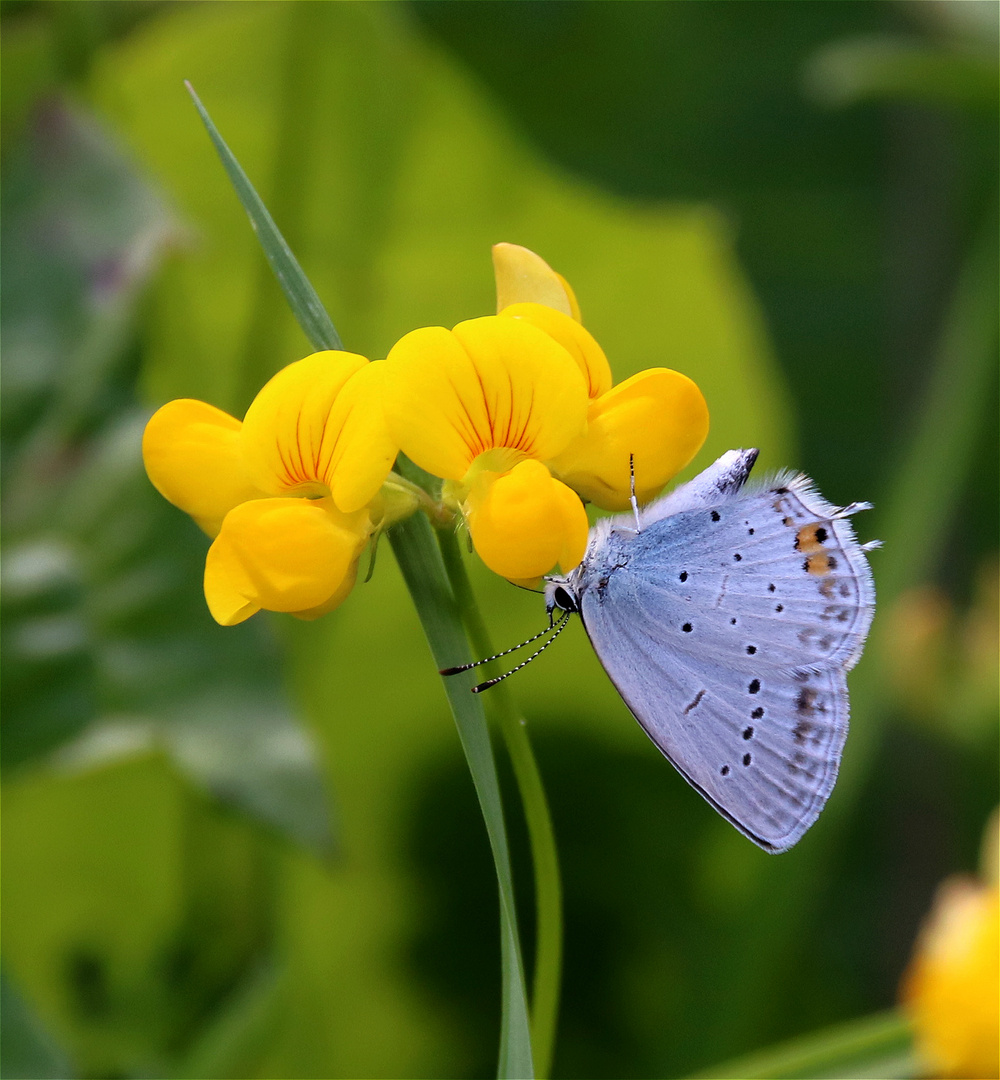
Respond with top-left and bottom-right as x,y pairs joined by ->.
3,752 -> 279,1079
0,93 -> 340,1078
1,95 -> 177,769
0,97 -> 334,855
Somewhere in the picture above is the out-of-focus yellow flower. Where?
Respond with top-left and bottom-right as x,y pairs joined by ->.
380,245 -> 709,581
901,810 -> 999,1079
143,351 -> 399,625
884,562 -> 999,743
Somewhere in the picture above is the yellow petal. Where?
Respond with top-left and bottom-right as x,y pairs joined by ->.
382,316 -> 588,481
492,242 -> 580,320
324,362 -> 399,513
500,302 -> 612,399
550,368 -> 709,511
465,459 -> 589,579
291,558 -> 361,621
142,399 -> 263,537
203,497 -> 370,625
240,350 -> 376,497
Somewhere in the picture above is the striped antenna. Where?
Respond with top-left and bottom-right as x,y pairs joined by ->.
471,614 -> 571,693
439,611 -> 566,676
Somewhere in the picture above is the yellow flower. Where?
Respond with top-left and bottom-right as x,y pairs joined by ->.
379,245 -> 709,581
901,811 -> 999,1079
143,351 -> 398,625
381,315 -> 591,581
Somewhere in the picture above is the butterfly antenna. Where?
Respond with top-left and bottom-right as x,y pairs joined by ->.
471,613 -> 571,693
629,453 -> 641,532
439,611 -> 565,676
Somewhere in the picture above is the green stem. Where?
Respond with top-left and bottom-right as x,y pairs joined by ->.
438,530 -> 563,1080
382,471 -> 453,524
388,515 -> 534,1079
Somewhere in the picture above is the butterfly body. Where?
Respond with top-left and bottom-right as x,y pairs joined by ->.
544,449 -> 877,853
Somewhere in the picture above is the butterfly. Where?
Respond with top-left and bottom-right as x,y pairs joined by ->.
447,449 -> 878,853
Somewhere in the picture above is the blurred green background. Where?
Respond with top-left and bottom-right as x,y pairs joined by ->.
2,2 -> 997,1078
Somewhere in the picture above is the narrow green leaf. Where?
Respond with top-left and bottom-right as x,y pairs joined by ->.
184,81 -> 343,352
686,1008 -> 915,1080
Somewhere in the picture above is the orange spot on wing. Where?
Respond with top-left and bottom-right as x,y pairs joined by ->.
806,552 -> 832,576
797,525 -> 825,553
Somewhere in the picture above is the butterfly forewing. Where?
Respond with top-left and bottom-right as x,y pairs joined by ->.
622,484 -> 874,673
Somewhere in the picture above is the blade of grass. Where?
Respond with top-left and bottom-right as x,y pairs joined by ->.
185,80 -> 343,353
187,88 -> 534,1076
686,1007 -> 915,1080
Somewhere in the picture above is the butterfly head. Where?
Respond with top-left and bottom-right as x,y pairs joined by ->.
544,576 -> 580,616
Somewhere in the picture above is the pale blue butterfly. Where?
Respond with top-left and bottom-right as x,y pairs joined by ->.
446,449 -> 879,853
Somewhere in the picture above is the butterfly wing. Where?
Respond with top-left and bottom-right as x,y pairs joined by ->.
577,471 -> 875,852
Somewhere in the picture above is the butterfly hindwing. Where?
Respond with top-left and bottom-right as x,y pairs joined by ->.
570,454 -> 875,852
580,598 -> 850,851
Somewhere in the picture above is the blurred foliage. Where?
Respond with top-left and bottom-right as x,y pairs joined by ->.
0,93 -> 334,848
1,2 -> 997,1078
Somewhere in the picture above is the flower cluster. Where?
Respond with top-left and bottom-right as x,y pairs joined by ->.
143,245 -> 708,622
143,351 -> 402,625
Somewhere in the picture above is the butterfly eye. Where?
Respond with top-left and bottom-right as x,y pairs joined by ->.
553,586 -> 578,613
